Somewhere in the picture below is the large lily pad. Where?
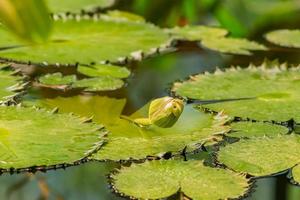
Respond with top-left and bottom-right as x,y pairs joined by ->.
48,0 -> 115,14
265,29 -> 300,48
218,134 -> 300,177
23,95 -> 230,161
230,122 -> 288,138
0,14 -> 170,66
173,62 -> 300,122
0,105 -> 106,171
111,159 -> 250,200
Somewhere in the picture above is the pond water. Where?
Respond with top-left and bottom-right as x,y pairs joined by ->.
0,41 -> 300,200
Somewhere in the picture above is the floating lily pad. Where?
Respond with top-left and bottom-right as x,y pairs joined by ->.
173,62 -> 300,122
0,106 -> 106,171
230,122 -> 288,138
0,69 -> 24,102
23,96 -> 230,161
77,64 -> 130,78
218,134 -> 300,177
38,73 -> 76,86
48,0 -> 115,13
168,26 -> 228,40
265,29 -> 300,48
112,159 -> 250,200
291,165 -> 300,185
201,38 -> 267,55
73,77 -> 124,91
0,15 -> 170,66
168,26 -> 266,55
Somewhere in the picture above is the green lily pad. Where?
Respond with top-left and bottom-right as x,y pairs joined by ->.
73,77 -> 124,91
112,159 -> 250,200
0,106 -> 106,171
48,0 -> 115,13
291,164 -> 300,185
23,96 -> 230,161
230,122 -> 288,138
37,73 -> 125,91
0,68 -> 24,102
168,25 -> 266,55
38,73 -> 76,86
77,64 -> 130,78
201,37 -> 267,55
0,14 -> 170,66
265,29 -> 300,48
168,25 -> 228,40
218,134 -> 300,177
173,62 -> 300,122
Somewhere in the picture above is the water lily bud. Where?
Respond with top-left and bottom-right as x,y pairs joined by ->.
149,96 -> 184,128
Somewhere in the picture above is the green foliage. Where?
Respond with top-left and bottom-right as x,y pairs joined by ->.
230,122 -> 288,138
218,134 -> 300,177
0,68 -> 24,102
0,106 -> 106,171
112,159 -> 250,200
77,64 -> 130,79
201,37 -> 267,55
0,13 -> 170,65
0,0 -> 52,43
168,25 -> 267,55
38,73 -> 76,86
72,77 -> 124,91
291,165 -> 300,185
173,62 -> 300,122
48,0 -> 115,13
23,96 -> 230,161
265,29 -> 300,48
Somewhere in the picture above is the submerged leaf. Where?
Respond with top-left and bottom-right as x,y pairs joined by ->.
0,0 -> 52,43
112,159 -> 250,200
218,134 -> 300,177
173,62 -> 300,122
0,106 -> 106,171
265,29 -> 300,48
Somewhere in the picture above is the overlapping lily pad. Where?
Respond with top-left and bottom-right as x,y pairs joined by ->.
48,0 -> 115,14
0,105 -> 106,171
0,68 -> 25,103
168,25 -> 266,55
218,134 -> 300,177
111,159 -> 250,200
23,95 -> 230,161
173,62 -> 300,122
265,29 -> 300,48
38,64 -> 130,91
